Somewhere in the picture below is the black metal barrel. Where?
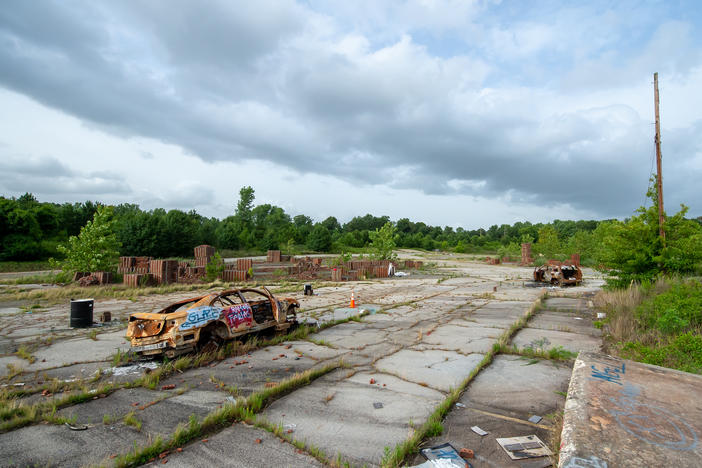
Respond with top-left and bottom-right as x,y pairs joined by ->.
70,299 -> 94,328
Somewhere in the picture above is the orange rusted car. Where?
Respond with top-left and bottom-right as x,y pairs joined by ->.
533,261 -> 582,287
126,287 -> 298,358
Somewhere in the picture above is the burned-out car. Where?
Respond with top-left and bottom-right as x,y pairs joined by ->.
533,262 -> 582,287
126,287 -> 298,358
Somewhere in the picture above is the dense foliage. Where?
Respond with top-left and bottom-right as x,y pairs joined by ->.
609,279 -> 702,374
595,185 -> 702,287
50,206 -> 121,274
3,188 -> 701,277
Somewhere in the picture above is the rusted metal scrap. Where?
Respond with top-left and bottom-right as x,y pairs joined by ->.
533,261 -> 582,287
126,287 -> 298,358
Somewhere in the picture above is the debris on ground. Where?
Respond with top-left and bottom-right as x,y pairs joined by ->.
470,426 -> 488,436
65,422 -> 88,431
496,435 -> 552,460
419,442 -> 471,468
527,415 -> 542,424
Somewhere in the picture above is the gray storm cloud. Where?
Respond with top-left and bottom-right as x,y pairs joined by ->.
0,0 -> 700,218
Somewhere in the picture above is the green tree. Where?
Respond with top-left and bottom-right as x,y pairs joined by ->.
596,182 -> 702,286
205,252 -> 225,281
534,225 -> 561,259
307,225 -> 332,252
51,206 -> 121,274
369,222 -> 398,260
236,186 -> 255,228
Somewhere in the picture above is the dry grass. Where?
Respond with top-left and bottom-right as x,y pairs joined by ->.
593,279 -> 669,350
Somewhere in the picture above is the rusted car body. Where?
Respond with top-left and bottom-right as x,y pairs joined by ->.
533,261 -> 582,287
126,287 -> 298,358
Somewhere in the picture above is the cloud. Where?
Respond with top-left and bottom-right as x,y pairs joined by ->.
0,154 -> 129,197
0,0 -> 700,221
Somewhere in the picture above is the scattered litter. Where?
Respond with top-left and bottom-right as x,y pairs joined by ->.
528,415 -> 542,424
226,396 -> 237,404
0,383 -> 25,387
574,317 -> 583,320
369,378 -> 376,384
65,422 -> 88,431
255,438 -> 262,444
597,312 -> 606,319
458,448 -> 474,459
420,443 -> 470,468
410,460 -> 467,468
284,423 -> 296,433
455,402 -> 466,408
496,435 -> 552,460
110,361 -> 158,377
161,384 -> 176,390
395,271 -> 409,277
373,402 -> 384,409
470,426 -> 488,436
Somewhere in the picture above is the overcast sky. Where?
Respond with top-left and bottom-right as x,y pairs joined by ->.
1,1 -> 701,228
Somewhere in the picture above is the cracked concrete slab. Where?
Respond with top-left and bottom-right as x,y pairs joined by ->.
57,387 -> 166,424
262,369 -> 444,466
143,422 -> 325,467
0,421 -> 150,468
421,324 -> 502,354
462,355 -> 572,416
510,328 -> 602,354
374,349 -> 485,392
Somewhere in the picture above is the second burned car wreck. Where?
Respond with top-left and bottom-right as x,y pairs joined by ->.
126,287 -> 299,358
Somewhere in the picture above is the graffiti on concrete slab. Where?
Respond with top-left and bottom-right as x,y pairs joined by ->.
225,304 -> 253,329
608,383 -> 698,450
590,362 -> 625,386
180,306 -> 221,331
563,455 -> 608,468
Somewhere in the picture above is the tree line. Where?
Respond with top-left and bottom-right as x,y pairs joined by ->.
3,186 -> 702,285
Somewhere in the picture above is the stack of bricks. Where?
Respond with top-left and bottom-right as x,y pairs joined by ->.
331,268 -> 343,281
486,257 -> 501,265
403,260 -> 424,269
91,271 -> 112,285
236,258 -> 253,271
520,243 -> 533,265
217,258 -> 251,282
570,253 -> 581,266
267,250 -> 282,263
220,270 -> 248,282
118,256 -> 151,274
150,259 -> 178,284
194,245 -> 215,267
123,273 -> 153,287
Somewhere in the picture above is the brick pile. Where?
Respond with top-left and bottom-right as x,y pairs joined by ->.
123,273 -> 154,287
92,271 -> 112,285
118,256 -> 151,274
150,259 -> 178,284
520,243 -> 533,265
267,250 -> 282,262
194,245 -> 215,267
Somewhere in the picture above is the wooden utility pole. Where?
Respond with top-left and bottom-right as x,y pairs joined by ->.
654,72 -> 665,243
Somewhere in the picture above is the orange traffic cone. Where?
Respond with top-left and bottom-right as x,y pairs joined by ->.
349,291 -> 356,309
